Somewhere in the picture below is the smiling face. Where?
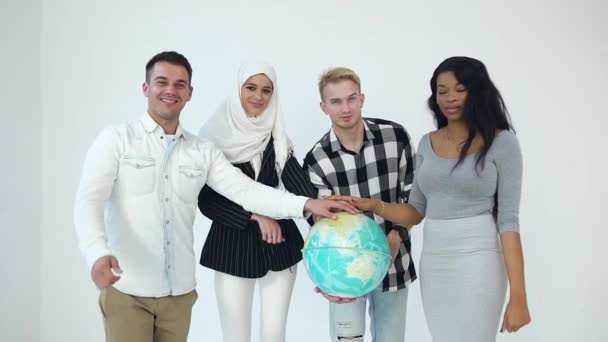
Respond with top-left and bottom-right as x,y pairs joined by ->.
143,61 -> 192,123
240,73 -> 274,116
435,71 -> 468,122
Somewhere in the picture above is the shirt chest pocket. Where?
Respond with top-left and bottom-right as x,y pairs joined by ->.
175,165 -> 207,204
118,156 -> 156,196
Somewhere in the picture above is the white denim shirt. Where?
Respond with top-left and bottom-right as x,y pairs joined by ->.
74,113 -> 308,297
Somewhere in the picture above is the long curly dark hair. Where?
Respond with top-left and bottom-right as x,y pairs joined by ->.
427,56 -> 514,171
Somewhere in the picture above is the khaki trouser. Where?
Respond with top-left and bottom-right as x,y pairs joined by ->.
99,286 -> 198,342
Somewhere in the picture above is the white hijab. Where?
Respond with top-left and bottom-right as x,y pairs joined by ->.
199,62 -> 293,178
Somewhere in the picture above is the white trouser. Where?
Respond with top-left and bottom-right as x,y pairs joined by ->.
214,266 -> 297,342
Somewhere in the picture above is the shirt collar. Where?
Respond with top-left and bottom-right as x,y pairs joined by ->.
327,118 -> 376,153
140,112 -> 187,141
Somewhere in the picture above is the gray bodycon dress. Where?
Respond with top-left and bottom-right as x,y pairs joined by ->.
408,130 -> 522,342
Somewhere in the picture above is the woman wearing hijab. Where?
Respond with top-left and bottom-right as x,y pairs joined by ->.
197,62 -> 316,342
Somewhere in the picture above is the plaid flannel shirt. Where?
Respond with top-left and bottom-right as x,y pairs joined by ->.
303,117 -> 417,292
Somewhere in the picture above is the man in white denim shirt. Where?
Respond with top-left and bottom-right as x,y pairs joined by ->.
74,51 -> 357,342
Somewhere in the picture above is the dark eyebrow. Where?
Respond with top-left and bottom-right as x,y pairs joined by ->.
438,83 -> 465,88
152,76 -> 189,85
244,82 -> 273,90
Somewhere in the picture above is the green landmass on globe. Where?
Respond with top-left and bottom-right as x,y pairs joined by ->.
302,212 -> 391,298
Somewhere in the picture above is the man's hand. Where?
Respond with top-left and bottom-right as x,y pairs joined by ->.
91,255 -> 122,289
304,199 -> 359,219
252,214 -> 285,244
314,287 -> 356,304
387,230 -> 402,263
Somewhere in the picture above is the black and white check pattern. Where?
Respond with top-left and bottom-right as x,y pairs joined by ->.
303,117 -> 417,292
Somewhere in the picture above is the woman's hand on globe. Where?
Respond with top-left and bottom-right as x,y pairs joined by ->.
251,214 -> 284,244
314,287 -> 356,304
328,195 -> 382,213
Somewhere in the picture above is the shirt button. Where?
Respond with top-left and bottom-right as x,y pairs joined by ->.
165,197 -> 169,202
165,220 -> 170,225
165,175 -> 169,180
160,136 -> 164,139
167,265 -> 171,269
167,240 -> 171,245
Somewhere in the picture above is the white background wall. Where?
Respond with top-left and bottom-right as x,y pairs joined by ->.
0,0 -> 41,341
2,0 -> 607,341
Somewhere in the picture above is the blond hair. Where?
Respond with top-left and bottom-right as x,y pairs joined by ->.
318,67 -> 361,100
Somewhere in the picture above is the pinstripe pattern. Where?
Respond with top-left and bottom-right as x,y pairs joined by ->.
303,118 -> 417,292
198,137 -> 317,278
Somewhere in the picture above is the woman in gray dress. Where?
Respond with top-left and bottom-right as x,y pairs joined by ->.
332,57 -> 531,341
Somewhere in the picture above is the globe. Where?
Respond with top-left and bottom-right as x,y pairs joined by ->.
302,212 -> 391,298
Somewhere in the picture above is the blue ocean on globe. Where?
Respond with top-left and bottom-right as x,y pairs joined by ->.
302,212 -> 391,298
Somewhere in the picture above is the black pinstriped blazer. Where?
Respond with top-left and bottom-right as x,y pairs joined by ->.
198,137 -> 317,278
